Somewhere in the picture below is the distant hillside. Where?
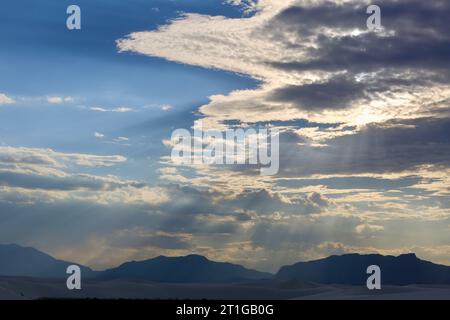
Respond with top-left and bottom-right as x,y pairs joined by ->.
4,244 -> 450,286
277,253 -> 450,285
98,254 -> 272,283
0,245 -> 270,282
0,244 -> 96,278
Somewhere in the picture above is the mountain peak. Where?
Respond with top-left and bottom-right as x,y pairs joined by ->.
100,253 -> 271,283
184,254 -> 209,261
0,243 -> 95,278
276,252 -> 450,285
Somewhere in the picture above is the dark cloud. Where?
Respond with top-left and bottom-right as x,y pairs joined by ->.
273,0 -> 450,37
267,1 -> 367,37
269,75 -> 366,110
277,116 -> 450,176
269,0 -> 450,76
272,34 -> 450,75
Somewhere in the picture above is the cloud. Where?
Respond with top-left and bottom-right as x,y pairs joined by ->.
355,223 -> 384,234
46,96 -> 73,104
117,0 -> 450,194
0,93 -> 15,105
90,107 -> 133,113
223,188 -> 328,215
270,0 -> 450,73
269,75 -> 367,111
276,117 -> 450,177
0,153 -> 448,271
94,132 -> 105,139
2,0 -> 450,272
117,0 -> 450,132
0,170 -> 142,192
0,146 -> 126,168
160,104 -> 173,111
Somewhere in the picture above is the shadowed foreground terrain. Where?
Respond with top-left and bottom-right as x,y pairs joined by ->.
1,276 -> 450,300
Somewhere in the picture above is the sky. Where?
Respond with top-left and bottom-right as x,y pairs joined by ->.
0,0 -> 450,272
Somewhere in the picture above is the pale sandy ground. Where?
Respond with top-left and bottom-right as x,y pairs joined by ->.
1,276 -> 450,300
294,284 -> 450,300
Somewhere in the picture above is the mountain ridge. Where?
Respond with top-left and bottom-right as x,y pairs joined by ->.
0,244 -> 270,283
98,253 -> 272,282
3,244 -> 450,285
0,243 -> 96,279
276,252 -> 450,285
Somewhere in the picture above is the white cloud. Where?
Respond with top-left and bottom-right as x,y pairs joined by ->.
113,2 -> 338,132
160,104 -> 173,111
94,132 -> 105,139
0,93 -> 15,105
0,145 -> 126,169
90,107 -> 133,113
116,0 -> 450,136
47,96 -> 73,104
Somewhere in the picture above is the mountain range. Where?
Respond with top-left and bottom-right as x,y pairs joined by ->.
2,244 -> 450,285
0,244 -> 95,278
277,253 -> 450,285
0,244 -> 268,282
98,254 -> 272,282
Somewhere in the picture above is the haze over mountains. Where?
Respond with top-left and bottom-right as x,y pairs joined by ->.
2,244 -> 450,286
0,244 -> 269,282
0,244 -> 95,279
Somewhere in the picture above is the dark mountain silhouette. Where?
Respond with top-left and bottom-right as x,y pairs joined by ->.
276,253 -> 450,285
98,254 -> 272,283
0,245 -> 271,282
4,244 -> 450,286
0,244 -> 96,278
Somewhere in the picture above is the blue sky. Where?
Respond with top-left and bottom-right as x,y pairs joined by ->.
1,0 -> 450,272
0,0 -> 257,181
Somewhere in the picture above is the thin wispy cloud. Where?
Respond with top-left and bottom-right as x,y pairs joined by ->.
90,106 -> 133,113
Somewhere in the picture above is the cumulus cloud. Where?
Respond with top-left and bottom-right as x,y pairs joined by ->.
117,0 -> 450,132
